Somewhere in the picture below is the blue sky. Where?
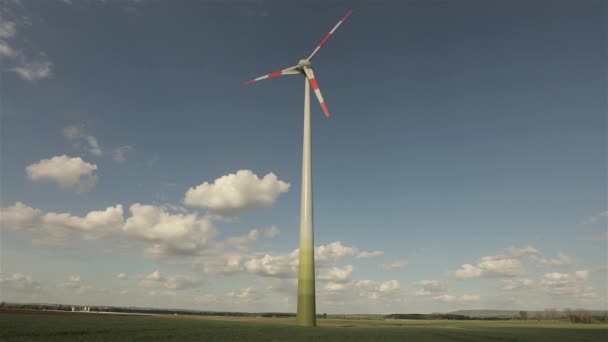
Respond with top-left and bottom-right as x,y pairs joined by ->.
0,0 -> 606,314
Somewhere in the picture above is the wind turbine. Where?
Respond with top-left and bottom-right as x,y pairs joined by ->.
243,10 -> 353,327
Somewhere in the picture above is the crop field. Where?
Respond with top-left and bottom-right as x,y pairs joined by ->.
1,309 -> 607,341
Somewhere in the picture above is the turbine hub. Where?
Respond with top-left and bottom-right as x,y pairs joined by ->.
297,59 -> 312,70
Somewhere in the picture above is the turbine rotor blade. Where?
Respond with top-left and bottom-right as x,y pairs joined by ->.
307,10 -> 352,61
243,66 -> 299,85
303,67 -> 330,118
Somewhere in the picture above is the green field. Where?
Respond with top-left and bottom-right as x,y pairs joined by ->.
1,310 -> 607,341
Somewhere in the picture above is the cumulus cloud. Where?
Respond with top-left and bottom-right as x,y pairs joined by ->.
225,287 -> 263,303
61,275 -> 83,289
505,245 -> 538,257
116,272 -> 128,280
13,62 -> 53,81
316,241 -> 357,263
321,279 -> 403,305
62,125 -> 103,156
191,252 -> 245,275
454,254 -> 523,279
243,241 -> 359,281
183,170 -> 290,212
225,229 -> 260,251
318,265 -> 354,283
0,201 -> 41,229
532,253 -> 573,268
583,210 -> 608,224
0,20 -> 16,38
43,206 -> 124,240
0,14 -> 53,82
139,270 -> 201,290
112,145 -> 134,162
26,155 -> 98,192
433,294 -> 480,303
263,225 -> 280,238
356,250 -> 384,259
244,250 -> 299,279
0,202 -> 124,245
415,280 -> 446,296
539,270 -> 596,298
499,278 -> 534,291
0,273 -> 43,292
380,260 -> 408,271
0,40 -> 16,57
123,203 -> 218,257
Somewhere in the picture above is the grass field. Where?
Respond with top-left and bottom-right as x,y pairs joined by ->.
1,309 -> 607,341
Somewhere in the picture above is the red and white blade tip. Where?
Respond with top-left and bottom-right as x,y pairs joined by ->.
307,9 -> 353,61
320,102 -> 330,118
243,70 -> 285,86
342,9 -> 353,21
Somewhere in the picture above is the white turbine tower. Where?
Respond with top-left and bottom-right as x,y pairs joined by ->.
243,10 -> 353,327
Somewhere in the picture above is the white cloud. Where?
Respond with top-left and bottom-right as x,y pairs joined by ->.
316,241 -> 357,263
225,229 -> 260,251
0,202 -> 124,244
0,202 -> 41,229
380,260 -> 408,271
541,270 -> 588,285
13,61 -> 53,81
433,294 -> 480,303
139,270 -> 201,290
62,125 -> 103,156
61,275 -> 83,289
356,250 -> 384,259
0,40 -> 16,57
191,252 -> 245,275
183,170 -> 290,212
415,280 -> 445,296
318,265 -> 354,283
539,270 -> 596,298
583,210 -> 608,224
26,155 -> 98,192
454,254 -> 523,279
499,278 -> 534,291
243,241 -> 359,280
123,203 -> 218,257
0,273 -> 42,292
263,225 -> 280,238
116,272 -> 128,280
505,245 -> 538,257
454,264 -> 483,279
378,280 -> 400,293
0,20 -> 16,38
42,206 -> 124,240
0,13 -> 52,81
112,145 -> 134,162
321,279 -> 403,304
244,250 -> 299,279
532,253 -> 573,267
225,287 -> 263,303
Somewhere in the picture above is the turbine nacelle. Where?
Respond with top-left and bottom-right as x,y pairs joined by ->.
297,59 -> 312,71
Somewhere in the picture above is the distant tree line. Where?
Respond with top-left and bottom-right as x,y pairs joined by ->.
385,314 -> 472,320
518,309 -> 608,324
